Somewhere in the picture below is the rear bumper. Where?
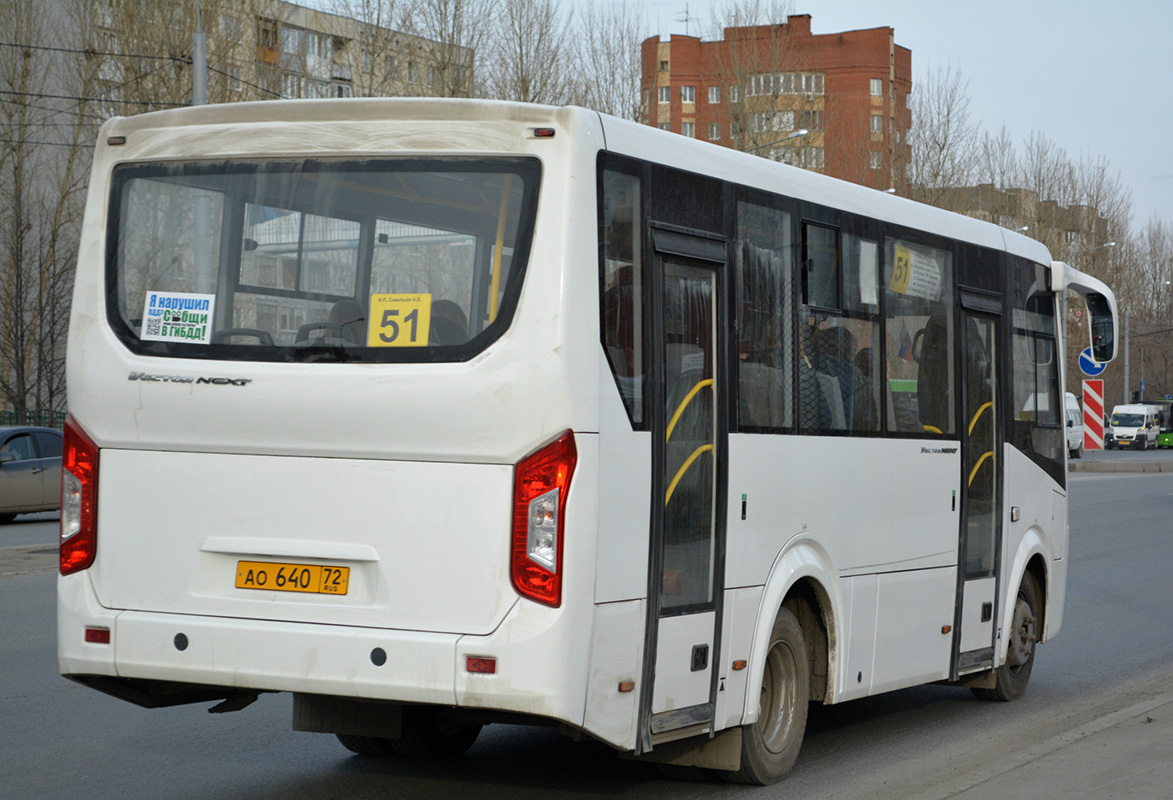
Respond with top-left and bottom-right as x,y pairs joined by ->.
58,568 -> 604,735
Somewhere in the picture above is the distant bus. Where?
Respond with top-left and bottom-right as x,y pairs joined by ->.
59,99 -> 1118,785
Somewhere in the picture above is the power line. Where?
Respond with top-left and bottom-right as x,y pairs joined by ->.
0,90 -> 183,108
0,96 -> 108,122
0,41 -> 191,64
0,139 -> 95,148
205,64 -> 286,99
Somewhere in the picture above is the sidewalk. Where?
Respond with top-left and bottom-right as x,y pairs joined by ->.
919,691 -> 1173,800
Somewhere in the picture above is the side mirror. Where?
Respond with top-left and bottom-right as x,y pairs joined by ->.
1085,292 -> 1116,363
0,452 -> 14,465
1067,418 -> 1074,428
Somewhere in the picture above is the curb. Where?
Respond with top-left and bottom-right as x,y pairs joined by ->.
1070,460 -> 1173,473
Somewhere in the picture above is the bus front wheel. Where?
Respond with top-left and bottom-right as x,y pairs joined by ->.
723,607 -> 810,785
973,572 -> 1039,702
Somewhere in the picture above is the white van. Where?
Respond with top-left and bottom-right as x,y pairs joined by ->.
1065,393 -> 1084,459
1106,404 -> 1160,449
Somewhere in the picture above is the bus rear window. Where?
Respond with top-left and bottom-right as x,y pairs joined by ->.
108,158 -> 540,362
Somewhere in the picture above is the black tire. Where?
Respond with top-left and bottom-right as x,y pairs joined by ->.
722,607 -> 809,785
1073,443 -> 1083,459
336,734 -> 396,756
657,764 -> 719,782
973,571 -> 1040,702
388,706 -> 482,758
0,514 -> 15,525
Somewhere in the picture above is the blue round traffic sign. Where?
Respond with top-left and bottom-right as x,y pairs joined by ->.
1079,347 -> 1106,377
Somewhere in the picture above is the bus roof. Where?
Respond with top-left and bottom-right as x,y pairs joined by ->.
98,97 -> 1053,270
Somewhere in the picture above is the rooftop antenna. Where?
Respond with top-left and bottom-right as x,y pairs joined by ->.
675,3 -> 696,36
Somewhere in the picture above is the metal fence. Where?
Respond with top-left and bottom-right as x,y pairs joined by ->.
0,410 -> 67,429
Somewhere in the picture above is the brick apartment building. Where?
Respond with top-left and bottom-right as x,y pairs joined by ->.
641,14 -> 911,189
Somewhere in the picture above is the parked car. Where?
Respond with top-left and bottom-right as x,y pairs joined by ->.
1066,408 -> 1085,459
0,426 -> 63,523
1065,393 -> 1083,459
1105,404 -> 1161,450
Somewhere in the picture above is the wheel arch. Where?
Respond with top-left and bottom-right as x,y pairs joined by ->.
1001,527 -> 1052,661
741,538 -> 840,722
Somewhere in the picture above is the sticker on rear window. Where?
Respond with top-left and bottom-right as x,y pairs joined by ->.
141,291 -> 216,344
367,293 -> 431,347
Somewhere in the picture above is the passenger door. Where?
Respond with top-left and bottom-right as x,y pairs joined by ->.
954,306 -> 1002,674
641,228 -> 728,746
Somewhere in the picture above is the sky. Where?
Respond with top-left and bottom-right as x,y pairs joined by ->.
637,0 -> 1173,229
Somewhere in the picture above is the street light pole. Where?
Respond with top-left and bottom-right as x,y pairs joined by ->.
745,128 -> 810,154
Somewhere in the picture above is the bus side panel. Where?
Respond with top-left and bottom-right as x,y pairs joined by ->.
593,360 -> 652,604
582,599 -> 645,750
713,585 -> 762,730
1001,445 -> 1064,650
726,436 -> 959,587
868,568 -> 956,694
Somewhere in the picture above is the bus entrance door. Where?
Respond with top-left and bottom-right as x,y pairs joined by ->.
641,229 -> 728,747
954,307 -> 1002,676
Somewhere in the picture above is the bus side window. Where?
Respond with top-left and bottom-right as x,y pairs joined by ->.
600,169 -> 645,427
1010,258 -> 1063,481
735,201 -> 793,432
883,239 -> 956,436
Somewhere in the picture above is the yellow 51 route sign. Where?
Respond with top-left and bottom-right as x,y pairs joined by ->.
367,293 -> 431,347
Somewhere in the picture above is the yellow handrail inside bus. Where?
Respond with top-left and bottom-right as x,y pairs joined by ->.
488,174 -> 513,324
666,379 -> 714,442
665,444 -> 714,505
922,424 -> 942,434
968,451 -> 994,487
968,401 -> 993,437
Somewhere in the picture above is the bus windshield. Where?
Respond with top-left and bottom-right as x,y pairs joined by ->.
108,158 -> 540,363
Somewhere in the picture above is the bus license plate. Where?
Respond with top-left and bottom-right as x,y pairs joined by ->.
235,561 -> 350,595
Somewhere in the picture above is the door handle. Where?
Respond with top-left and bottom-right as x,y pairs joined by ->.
31,468 -> 43,474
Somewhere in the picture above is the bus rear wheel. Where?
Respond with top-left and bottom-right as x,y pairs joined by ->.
336,734 -> 396,756
388,706 -> 482,758
973,572 -> 1039,702
722,607 -> 809,785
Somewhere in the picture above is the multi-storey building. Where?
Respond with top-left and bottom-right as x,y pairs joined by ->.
640,14 -> 911,189
89,0 -> 471,107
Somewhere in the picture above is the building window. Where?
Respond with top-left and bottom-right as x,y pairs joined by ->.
282,73 -> 301,98
708,122 -> 720,140
659,60 -> 669,71
408,62 -> 419,83
281,27 -> 301,55
681,85 -> 695,103
658,86 -> 670,104
708,85 -> 720,104
730,85 -> 740,103
363,50 -> 372,74
226,65 -> 242,93
871,114 -> 883,133
870,78 -> 883,96
682,121 -> 695,138
642,89 -> 649,106
658,123 -> 670,131
870,151 -> 882,170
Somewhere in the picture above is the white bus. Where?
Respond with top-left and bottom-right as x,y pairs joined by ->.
60,99 -> 1118,784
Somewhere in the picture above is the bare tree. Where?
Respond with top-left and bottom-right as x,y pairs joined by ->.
702,1 -> 806,156
570,0 -> 647,119
0,1 -> 99,422
485,0 -> 574,104
906,62 -> 979,207
413,0 -> 495,97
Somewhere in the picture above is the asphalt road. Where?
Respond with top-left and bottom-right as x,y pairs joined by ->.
2,467 -> 1171,799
